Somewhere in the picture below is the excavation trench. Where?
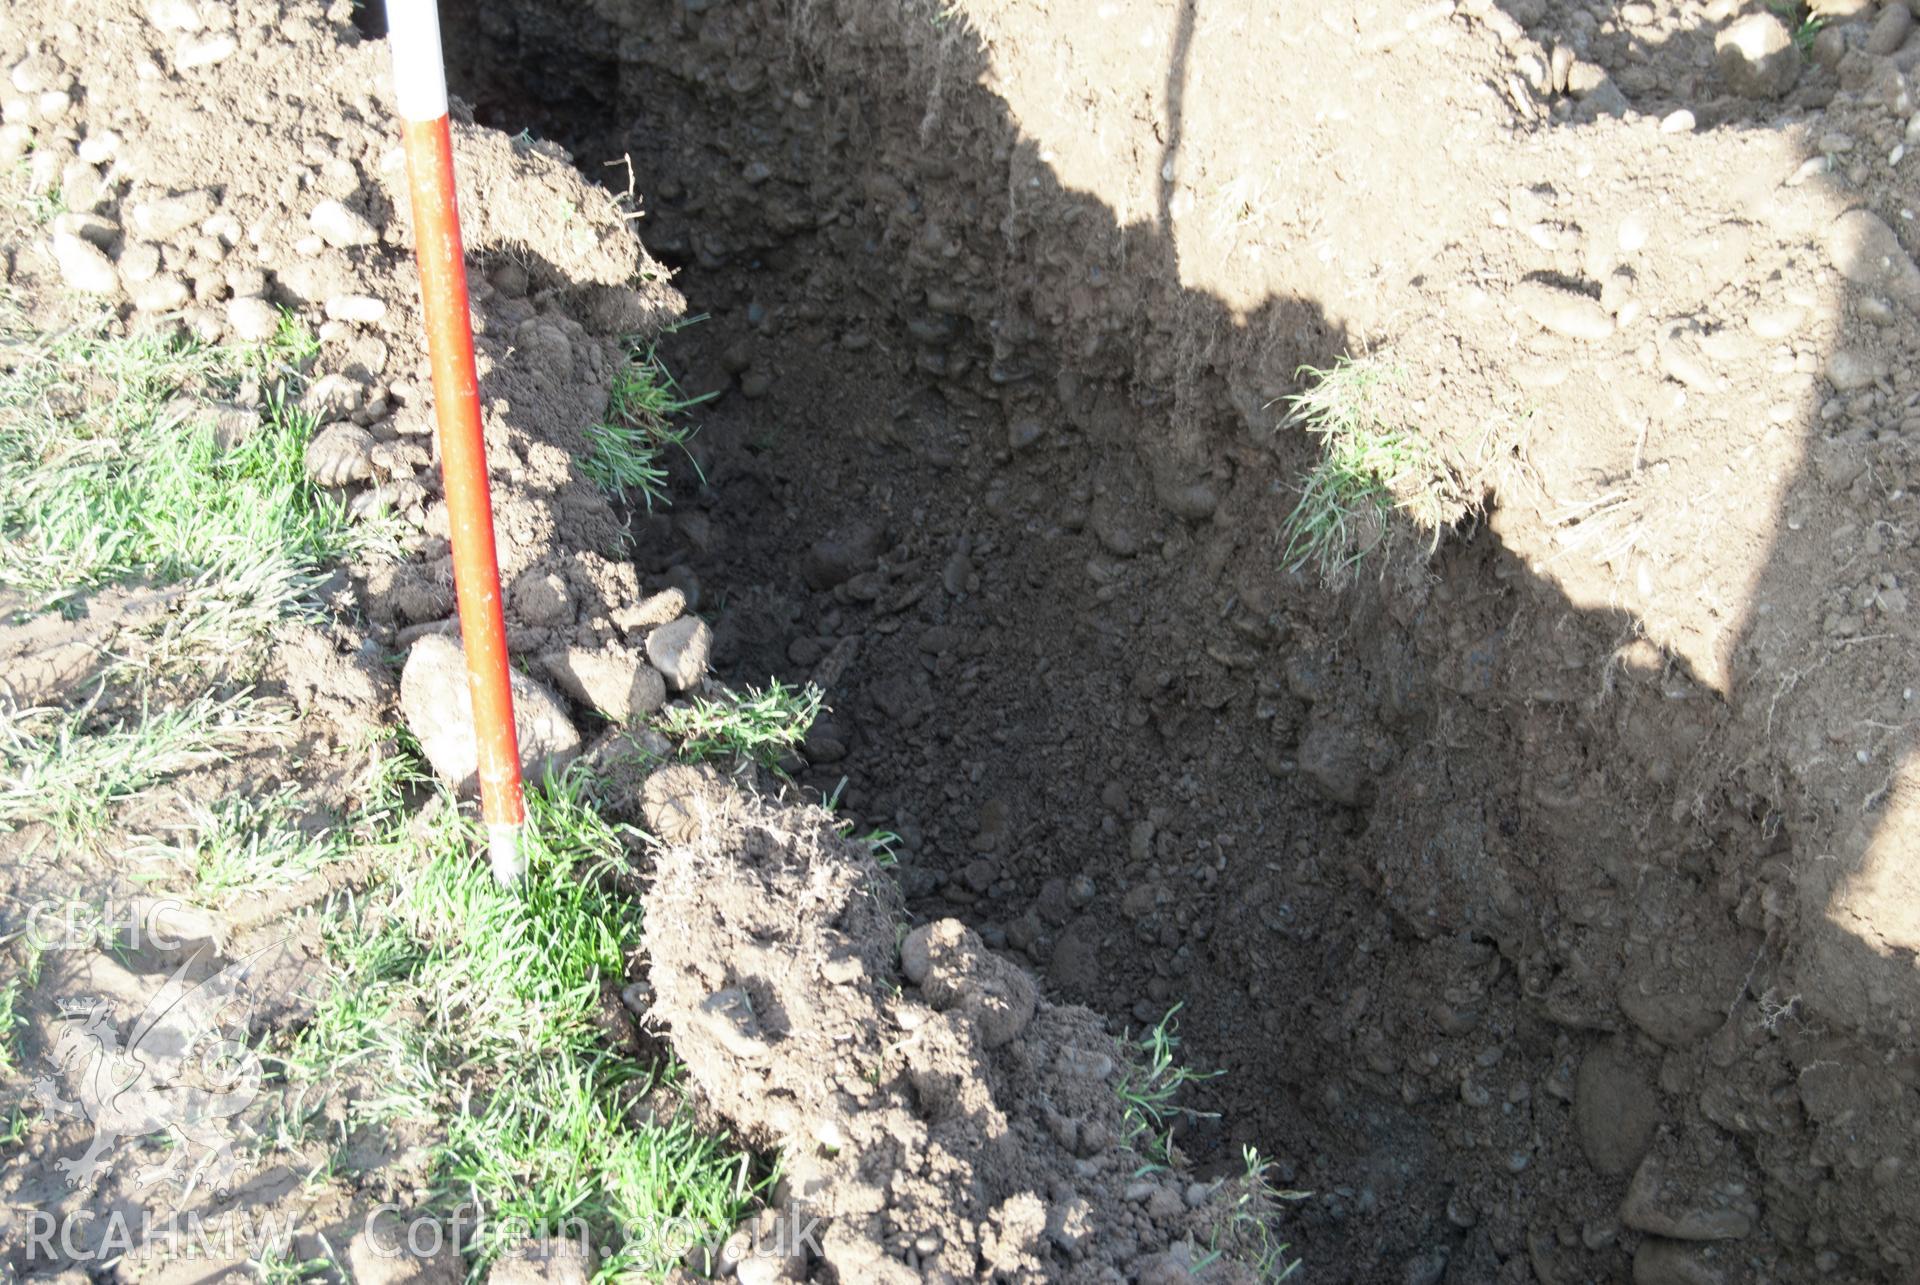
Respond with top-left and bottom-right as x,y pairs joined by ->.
428,1 -> 1901,1280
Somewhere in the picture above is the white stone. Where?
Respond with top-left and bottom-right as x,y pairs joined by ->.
400,634 -> 582,797
77,130 -> 120,163
645,616 -> 713,692
324,294 -> 388,324
174,33 -> 237,69
145,0 -> 202,31
309,199 -> 377,248
50,231 -> 119,295
226,295 -> 280,343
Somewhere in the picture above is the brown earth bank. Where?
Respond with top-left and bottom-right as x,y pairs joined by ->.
2,0 -> 1919,1281
431,0 -> 1920,1280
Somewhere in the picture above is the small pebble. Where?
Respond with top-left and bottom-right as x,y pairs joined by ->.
1748,305 -> 1804,339
0,122 -> 31,164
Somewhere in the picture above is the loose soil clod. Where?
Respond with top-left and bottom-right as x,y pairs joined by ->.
641,769 -> 1281,1283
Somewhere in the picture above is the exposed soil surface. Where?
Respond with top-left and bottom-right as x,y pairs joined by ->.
7,0 -> 1920,1281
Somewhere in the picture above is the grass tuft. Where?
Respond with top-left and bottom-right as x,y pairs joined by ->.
182,788 -> 346,905
1764,0 -> 1825,54
1115,1003 -> 1222,1170
277,766 -> 761,1280
581,341 -> 712,511
0,977 -> 24,1075
656,680 -> 823,769
1195,1147 -> 1307,1281
0,691 -> 286,842
1276,356 -> 1458,584
0,316 -> 398,627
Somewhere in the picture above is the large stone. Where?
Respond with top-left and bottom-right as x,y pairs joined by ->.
1574,1043 -> 1660,1176
1632,1238 -> 1730,1285
1827,208 -> 1920,310
1296,720 -> 1374,806
1868,0 -> 1913,54
645,615 -> 712,691
50,231 -> 119,294
1826,348 -> 1887,392
1620,1155 -> 1757,1242
900,919 -> 1037,1048
399,634 -> 581,794
610,586 -> 685,632
226,295 -> 279,343
129,273 -> 190,312
1516,280 -> 1615,342
144,0 -> 203,32
325,293 -> 388,324
310,198 -> 378,248
130,189 -> 216,241
175,33 -> 238,69
305,422 -> 376,487
509,569 -> 573,627
538,646 -> 666,723
1714,13 -> 1801,99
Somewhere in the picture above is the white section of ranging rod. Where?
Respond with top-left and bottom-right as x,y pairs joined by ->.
385,0 -> 450,123
488,822 -> 524,886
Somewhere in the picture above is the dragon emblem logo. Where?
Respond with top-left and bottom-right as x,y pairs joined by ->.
28,946 -> 277,1200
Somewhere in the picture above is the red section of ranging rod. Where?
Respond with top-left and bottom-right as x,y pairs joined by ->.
388,0 -> 526,883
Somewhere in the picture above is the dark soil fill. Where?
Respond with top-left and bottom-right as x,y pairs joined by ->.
443,1 -> 1920,1281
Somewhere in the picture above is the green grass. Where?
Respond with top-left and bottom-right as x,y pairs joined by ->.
22,184 -> 66,227
0,314 -> 397,627
1764,0 -> 1825,54
276,766 -> 761,1281
0,977 -> 24,1074
0,691 -> 287,842
581,341 -> 712,511
442,1056 -> 758,1275
1276,356 -> 1456,584
181,788 -> 347,905
854,827 -> 902,866
1196,1147 -> 1306,1281
656,680 -> 823,769
247,1243 -> 333,1285
1115,1004 -> 1222,1170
